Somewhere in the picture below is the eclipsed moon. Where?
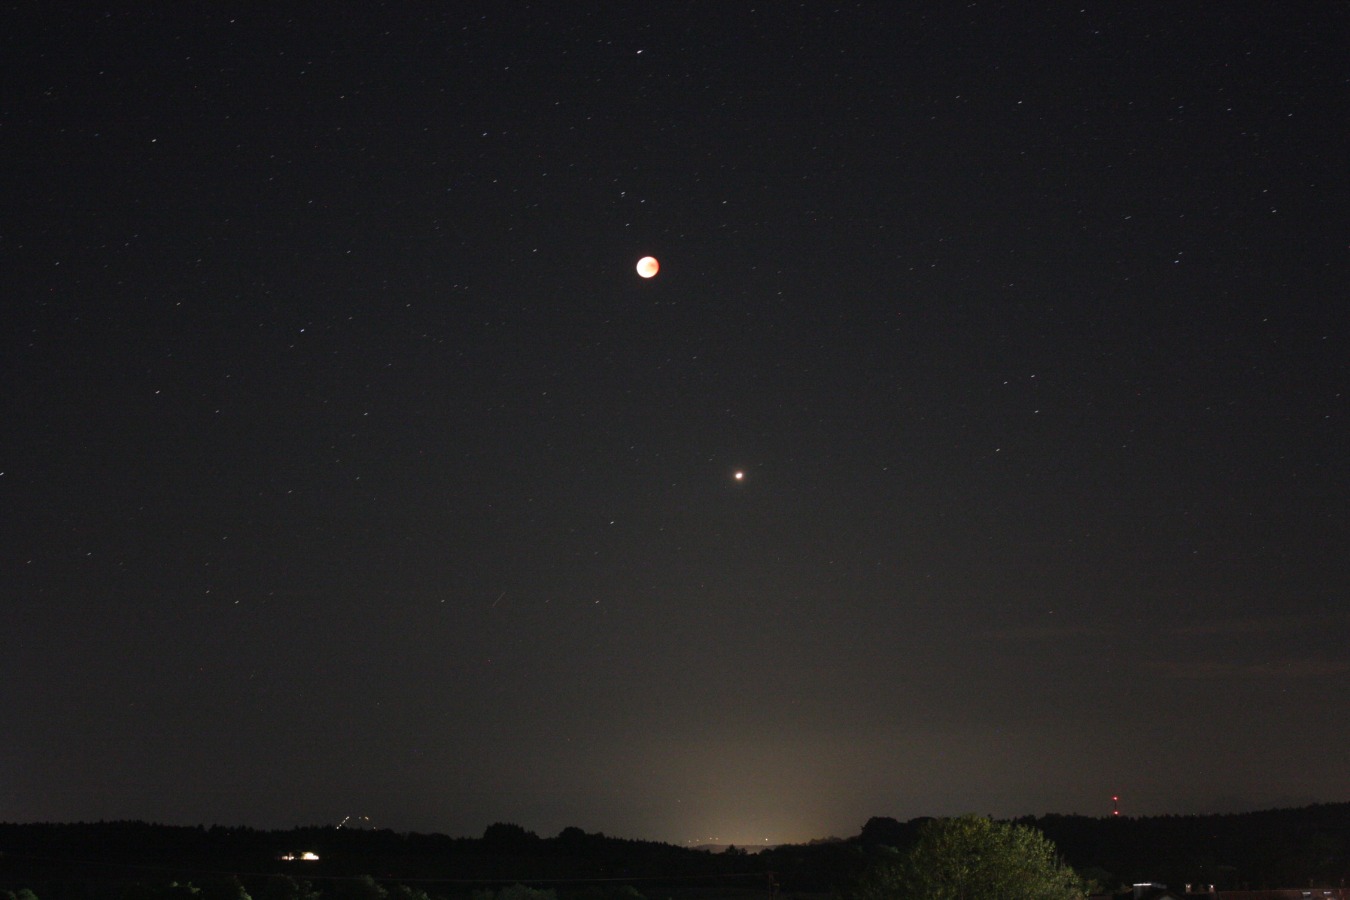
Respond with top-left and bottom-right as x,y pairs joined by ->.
636,256 -> 660,278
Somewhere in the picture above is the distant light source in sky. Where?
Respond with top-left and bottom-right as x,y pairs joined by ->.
733,470 -> 744,481
636,256 -> 659,278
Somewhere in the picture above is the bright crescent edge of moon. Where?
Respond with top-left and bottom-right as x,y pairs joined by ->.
636,256 -> 659,278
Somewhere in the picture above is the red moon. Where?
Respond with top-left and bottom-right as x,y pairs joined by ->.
636,256 -> 659,278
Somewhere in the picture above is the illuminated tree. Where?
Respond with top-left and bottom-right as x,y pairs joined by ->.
202,876 -> 251,900
335,876 -> 385,900
853,815 -> 1086,900
123,883 -> 201,900
473,886 -> 556,900
258,877 -> 321,900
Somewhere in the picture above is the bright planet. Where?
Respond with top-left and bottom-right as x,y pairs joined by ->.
636,256 -> 659,278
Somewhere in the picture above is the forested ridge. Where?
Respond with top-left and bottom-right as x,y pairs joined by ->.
2,803 -> 1348,897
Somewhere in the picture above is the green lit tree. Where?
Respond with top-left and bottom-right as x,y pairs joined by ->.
852,815 -> 1087,900
336,876 -> 386,900
202,877 -> 251,900
123,883 -> 201,900
258,877 -> 322,900
474,886 -> 556,900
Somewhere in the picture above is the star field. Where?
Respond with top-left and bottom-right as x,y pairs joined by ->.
2,4 -> 1347,844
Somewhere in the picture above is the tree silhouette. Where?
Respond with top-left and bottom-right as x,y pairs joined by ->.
482,823 -> 540,852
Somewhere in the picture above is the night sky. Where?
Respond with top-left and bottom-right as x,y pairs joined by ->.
4,4 -> 1347,846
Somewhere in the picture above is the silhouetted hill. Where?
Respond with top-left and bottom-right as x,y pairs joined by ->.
0,822 -> 768,898
2,803 -> 1348,897
1022,803 -> 1350,891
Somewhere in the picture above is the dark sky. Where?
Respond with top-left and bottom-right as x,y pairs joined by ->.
3,3 -> 1347,846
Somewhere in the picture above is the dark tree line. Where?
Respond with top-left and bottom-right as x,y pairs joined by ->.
3,803 -> 1349,899
1023,804 -> 1350,891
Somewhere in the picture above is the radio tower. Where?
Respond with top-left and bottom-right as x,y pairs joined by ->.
1112,795 -> 1120,817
